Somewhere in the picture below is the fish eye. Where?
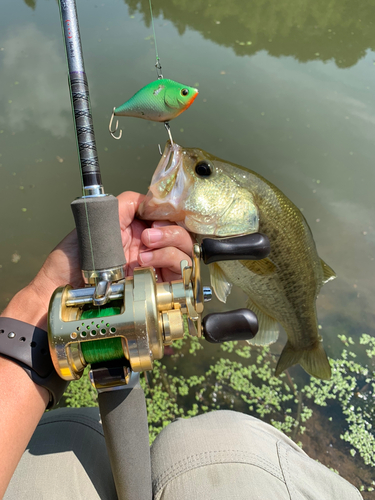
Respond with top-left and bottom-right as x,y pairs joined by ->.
181,88 -> 189,96
195,161 -> 213,177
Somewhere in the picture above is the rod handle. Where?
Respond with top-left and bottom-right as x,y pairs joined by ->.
71,195 -> 125,274
98,376 -> 152,500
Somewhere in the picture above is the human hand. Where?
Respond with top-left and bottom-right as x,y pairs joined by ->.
1,191 -> 193,331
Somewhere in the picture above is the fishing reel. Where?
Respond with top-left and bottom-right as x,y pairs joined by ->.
48,232 -> 270,389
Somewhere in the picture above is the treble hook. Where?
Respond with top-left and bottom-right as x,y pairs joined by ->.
109,107 -> 122,140
164,122 -> 174,146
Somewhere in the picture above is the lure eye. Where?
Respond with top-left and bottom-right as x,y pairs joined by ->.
181,88 -> 189,96
195,161 -> 213,177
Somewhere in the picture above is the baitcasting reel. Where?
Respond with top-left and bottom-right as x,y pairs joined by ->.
48,233 -> 270,388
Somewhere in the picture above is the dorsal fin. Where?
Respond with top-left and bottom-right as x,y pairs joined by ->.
321,259 -> 336,284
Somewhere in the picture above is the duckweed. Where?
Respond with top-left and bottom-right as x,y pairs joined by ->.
62,332 -> 375,485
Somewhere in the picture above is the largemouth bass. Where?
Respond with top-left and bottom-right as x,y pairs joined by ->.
138,142 -> 336,379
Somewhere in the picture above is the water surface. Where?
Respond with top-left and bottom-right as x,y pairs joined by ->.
1,0 -> 374,494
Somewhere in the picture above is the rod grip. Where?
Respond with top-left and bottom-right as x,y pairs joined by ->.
71,195 -> 125,272
98,379 -> 152,500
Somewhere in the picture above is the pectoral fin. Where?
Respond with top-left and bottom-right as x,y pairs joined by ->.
321,259 -> 336,284
245,298 -> 279,346
275,339 -> 331,380
208,263 -> 233,303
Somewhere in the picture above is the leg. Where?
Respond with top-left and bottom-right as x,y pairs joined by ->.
151,410 -> 362,500
4,407 -> 116,500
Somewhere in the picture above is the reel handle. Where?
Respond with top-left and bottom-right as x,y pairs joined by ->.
200,233 -> 270,265
202,309 -> 258,343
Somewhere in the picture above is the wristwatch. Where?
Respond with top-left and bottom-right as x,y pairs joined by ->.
0,317 -> 69,408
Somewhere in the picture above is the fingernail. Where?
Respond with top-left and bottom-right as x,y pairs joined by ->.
152,221 -> 171,228
146,228 -> 163,244
139,251 -> 153,264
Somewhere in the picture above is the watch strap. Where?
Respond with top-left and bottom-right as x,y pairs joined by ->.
0,317 -> 69,408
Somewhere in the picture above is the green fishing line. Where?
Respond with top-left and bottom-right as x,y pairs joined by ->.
80,305 -> 124,364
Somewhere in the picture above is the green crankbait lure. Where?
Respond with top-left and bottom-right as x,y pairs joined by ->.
114,79 -> 198,121
109,79 -> 198,141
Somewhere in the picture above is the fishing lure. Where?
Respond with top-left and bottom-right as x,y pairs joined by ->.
109,79 -> 198,142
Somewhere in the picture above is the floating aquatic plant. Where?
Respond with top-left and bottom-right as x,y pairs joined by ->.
62,332 -> 375,491
62,366 -> 97,408
303,335 -> 375,467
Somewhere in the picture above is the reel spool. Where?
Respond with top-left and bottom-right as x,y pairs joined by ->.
48,234 -> 270,388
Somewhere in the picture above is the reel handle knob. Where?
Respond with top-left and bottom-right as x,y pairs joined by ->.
200,233 -> 270,265
202,309 -> 258,343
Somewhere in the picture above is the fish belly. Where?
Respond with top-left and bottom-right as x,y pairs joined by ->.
216,259 -> 320,350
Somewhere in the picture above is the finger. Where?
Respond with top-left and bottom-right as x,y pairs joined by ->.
138,247 -> 192,275
151,221 -> 176,228
123,220 -> 147,275
117,191 -> 146,230
141,225 -> 193,257
158,268 -> 186,283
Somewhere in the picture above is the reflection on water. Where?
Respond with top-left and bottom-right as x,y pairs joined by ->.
4,0 -> 375,494
0,24 -> 70,136
125,0 -> 375,68
24,0 -> 36,9
22,0 -> 375,68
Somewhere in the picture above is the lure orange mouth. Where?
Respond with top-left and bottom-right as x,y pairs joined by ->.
184,89 -> 199,111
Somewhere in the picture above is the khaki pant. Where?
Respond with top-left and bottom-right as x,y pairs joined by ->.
5,408 -> 362,499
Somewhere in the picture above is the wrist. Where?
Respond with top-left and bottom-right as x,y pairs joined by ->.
0,316 -> 69,408
1,282 -> 51,332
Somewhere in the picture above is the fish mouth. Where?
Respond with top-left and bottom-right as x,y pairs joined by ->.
138,141 -> 189,221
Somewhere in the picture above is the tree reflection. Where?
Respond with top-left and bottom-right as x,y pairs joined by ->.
22,0 -> 375,67
24,0 -> 36,9
124,0 -> 375,68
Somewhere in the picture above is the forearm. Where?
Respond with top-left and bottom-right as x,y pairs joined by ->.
0,357 -> 49,498
0,286 -> 50,497
1,283 -> 50,332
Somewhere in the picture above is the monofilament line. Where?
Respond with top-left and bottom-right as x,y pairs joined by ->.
148,0 -> 163,78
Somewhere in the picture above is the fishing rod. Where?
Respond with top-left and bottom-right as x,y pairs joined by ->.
53,1 -> 152,498
48,1 -> 271,499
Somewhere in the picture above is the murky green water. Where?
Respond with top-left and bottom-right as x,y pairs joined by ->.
1,0 -> 374,494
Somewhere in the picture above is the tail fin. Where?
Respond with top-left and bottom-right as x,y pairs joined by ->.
275,340 -> 331,380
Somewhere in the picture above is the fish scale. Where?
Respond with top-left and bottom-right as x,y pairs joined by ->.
138,141 -> 336,379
